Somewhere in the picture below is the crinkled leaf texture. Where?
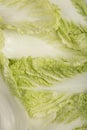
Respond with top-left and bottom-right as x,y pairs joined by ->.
0,0 -> 87,130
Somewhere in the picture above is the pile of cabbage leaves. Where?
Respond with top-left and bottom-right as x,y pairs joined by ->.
0,0 -> 87,130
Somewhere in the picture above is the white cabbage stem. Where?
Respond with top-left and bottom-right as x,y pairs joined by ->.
0,77 -> 29,130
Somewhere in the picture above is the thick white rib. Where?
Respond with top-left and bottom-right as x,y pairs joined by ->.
25,114 -> 83,130
0,4 -> 38,23
21,72 -> 87,93
50,0 -> 87,26
43,119 -> 83,130
0,77 -> 29,130
2,31 -> 69,58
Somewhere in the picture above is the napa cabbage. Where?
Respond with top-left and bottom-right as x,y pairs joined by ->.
0,0 -> 87,130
